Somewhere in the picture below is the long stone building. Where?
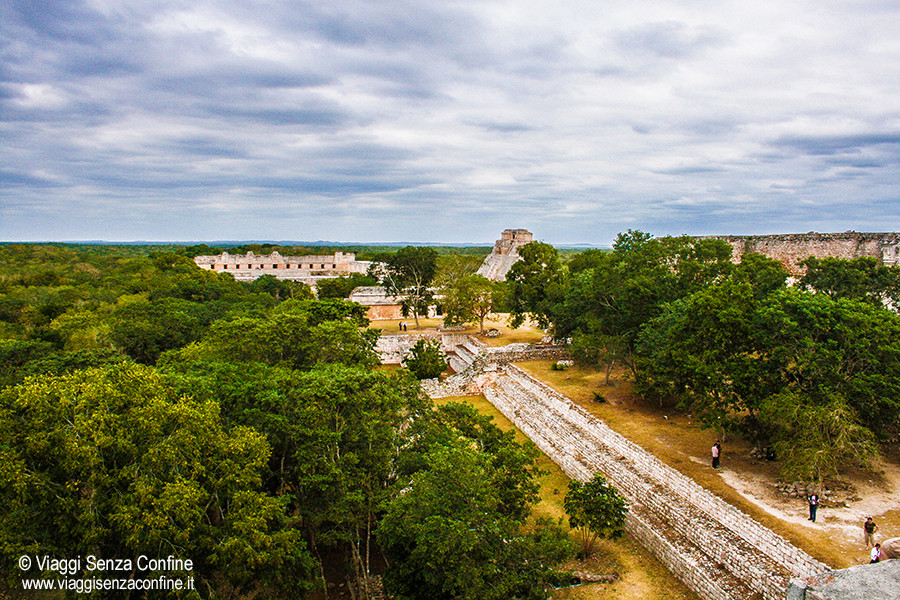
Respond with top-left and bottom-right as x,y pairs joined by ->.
709,231 -> 900,276
193,250 -> 371,284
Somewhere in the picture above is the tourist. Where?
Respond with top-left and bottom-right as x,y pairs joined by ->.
864,517 -> 879,548
808,493 -> 819,523
871,543 -> 882,563
711,441 -> 721,469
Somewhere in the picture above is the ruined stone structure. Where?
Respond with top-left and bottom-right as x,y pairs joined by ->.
413,338 -> 830,600
480,364 -> 828,600
194,251 -> 371,284
348,287 -> 404,320
789,560 -> 900,600
476,228 -> 533,281
709,232 -> 900,276
348,287 -> 443,321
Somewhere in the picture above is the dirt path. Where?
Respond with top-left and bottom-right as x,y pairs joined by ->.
716,456 -> 900,559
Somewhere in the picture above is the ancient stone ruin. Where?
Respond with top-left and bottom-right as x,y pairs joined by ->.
708,232 -> 900,276
476,228 -> 533,281
193,250 -> 371,284
409,335 -> 831,600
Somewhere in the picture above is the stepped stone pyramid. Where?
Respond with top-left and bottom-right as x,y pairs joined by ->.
476,229 -> 533,281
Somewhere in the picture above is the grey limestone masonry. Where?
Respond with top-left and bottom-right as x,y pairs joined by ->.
411,338 -> 830,600
476,228 -> 534,281
790,560 -> 900,600
193,250 -> 371,284
376,333 -> 568,368
707,232 -> 900,275
376,333 -> 483,365
480,364 -> 831,600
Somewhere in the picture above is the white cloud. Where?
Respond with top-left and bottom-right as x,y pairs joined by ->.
2,0 -> 900,244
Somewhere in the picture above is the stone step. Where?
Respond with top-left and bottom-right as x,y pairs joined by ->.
483,369 -> 816,600
448,356 -> 469,374
453,343 -> 478,364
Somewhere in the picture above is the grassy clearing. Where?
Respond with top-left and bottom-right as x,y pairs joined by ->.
368,313 -> 546,346
514,360 -> 877,570
433,394 -> 698,600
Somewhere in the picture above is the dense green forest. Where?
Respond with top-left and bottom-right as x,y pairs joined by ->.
0,243 -> 572,599
4,235 -> 897,598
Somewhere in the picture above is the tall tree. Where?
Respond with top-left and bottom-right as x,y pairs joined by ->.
402,339 -> 448,380
377,445 -> 571,600
564,474 -> 628,557
441,274 -> 502,334
381,246 -> 439,328
799,256 -> 900,306
557,231 -> 734,378
505,241 -> 566,329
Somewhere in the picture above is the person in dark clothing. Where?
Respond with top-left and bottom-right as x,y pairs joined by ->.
808,494 -> 819,522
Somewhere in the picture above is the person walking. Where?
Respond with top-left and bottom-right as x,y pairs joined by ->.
808,493 -> 819,522
711,441 -> 721,469
864,517 -> 879,548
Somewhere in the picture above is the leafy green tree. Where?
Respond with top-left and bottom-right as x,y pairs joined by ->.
378,445 -> 572,600
637,277 -> 900,477
758,392 -> 879,482
110,297 -> 212,364
0,339 -> 55,388
381,246 -> 439,328
505,241 -> 566,329
161,358 -> 427,586
636,277 -> 776,431
397,402 -> 543,520
736,253 -> 790,299
799,256 -> 900,305
566,248 -> 611,274
315,274 -> 378,299
0,363 -> 315,597
564,474 -> 628,557
756,289 -> 900,434
441,274 -> 501,333
402,339 -> 448,379
556,232 -> 734,378
249,274 -> 314,301
169,298 -> 377,372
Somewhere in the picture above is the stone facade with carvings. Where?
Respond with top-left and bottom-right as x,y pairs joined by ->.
193,251 -> 371,284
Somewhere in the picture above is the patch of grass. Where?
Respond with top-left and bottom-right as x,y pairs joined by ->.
368,313 -> 546,346
436,394 -> 698,600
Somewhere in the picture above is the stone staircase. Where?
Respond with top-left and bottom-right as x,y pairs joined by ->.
479,365 -> 830,600
448,340 -> 481,374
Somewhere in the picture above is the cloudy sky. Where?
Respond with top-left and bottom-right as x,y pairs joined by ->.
2,0 -> 900,245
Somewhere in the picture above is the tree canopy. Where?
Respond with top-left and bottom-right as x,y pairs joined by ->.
0,243 -> 574,598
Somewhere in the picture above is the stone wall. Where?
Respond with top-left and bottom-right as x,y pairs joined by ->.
483,343 -> 570,363
376,333 -> 481,365
708,232 -> 900,275
788,560 -> 900,600
477,364 -> 829,600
